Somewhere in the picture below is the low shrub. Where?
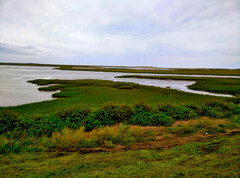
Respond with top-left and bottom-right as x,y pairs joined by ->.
157,104 -> 179,119
1,101 -> 239,139
91,103 -> 134,127
200,101 -> 237,118
201,105 -> 225,118
128,111 -> 174,126
157,104 -> 199,120
175,106 -> 199,120
0,110 -> 19,134
84,115 -> 101,131
15,115 -> 65,137
55,106 -> 90,128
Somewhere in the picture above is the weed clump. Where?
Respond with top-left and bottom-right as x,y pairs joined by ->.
50,127 -> 85,148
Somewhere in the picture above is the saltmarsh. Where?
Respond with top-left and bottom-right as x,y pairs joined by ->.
0,79 -> 230,115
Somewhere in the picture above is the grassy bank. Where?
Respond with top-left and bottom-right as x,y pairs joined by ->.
0,133 -> 239,177
1,62 -> 240,76
117,75 -> 240,95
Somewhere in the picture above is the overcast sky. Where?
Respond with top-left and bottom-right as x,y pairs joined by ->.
0,0 -> 239,68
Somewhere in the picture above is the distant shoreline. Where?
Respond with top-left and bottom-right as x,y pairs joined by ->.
1,62 -> 239,76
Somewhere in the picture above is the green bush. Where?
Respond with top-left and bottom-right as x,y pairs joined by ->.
157,104 -> 179,118
15,115 -> 65,137
84,115 -> 101,131
200,101 -> 237,118
91,103 -> 134,127
174,106 -> 199,120
128,110 -> 174,126
0,110 -> 19,134
128,111 -> 153,126
129,102 -> 175,126
201,105 -> 224,118
1,102 -> 239,139
55,106 -> 90,128
157,104 -> 199,120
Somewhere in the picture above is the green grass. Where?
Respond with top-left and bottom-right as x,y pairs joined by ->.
1,62 -> 240,76
0,133 -> 239,177
0,79 -> 227,115
117,75 -> 240,95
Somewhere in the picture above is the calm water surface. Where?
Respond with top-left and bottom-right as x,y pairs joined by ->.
0,65 -> 236,106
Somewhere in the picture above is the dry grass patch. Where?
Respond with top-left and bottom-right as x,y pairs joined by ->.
49,124 -> 156,149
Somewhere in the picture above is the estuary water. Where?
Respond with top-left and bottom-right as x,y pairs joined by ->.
0,65 -> 236,107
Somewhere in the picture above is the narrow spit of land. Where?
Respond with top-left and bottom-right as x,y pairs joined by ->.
1,62 -> 240,76
116,75 -> 240,95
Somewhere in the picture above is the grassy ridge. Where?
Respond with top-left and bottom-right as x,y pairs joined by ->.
1,62 -> 240,76
117,75 -> 240,95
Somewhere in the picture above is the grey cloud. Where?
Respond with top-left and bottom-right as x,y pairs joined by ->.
0,0 -> 239,68
0,43 -> 42,56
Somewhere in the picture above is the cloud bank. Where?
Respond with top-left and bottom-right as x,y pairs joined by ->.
0,0 -> 239,68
